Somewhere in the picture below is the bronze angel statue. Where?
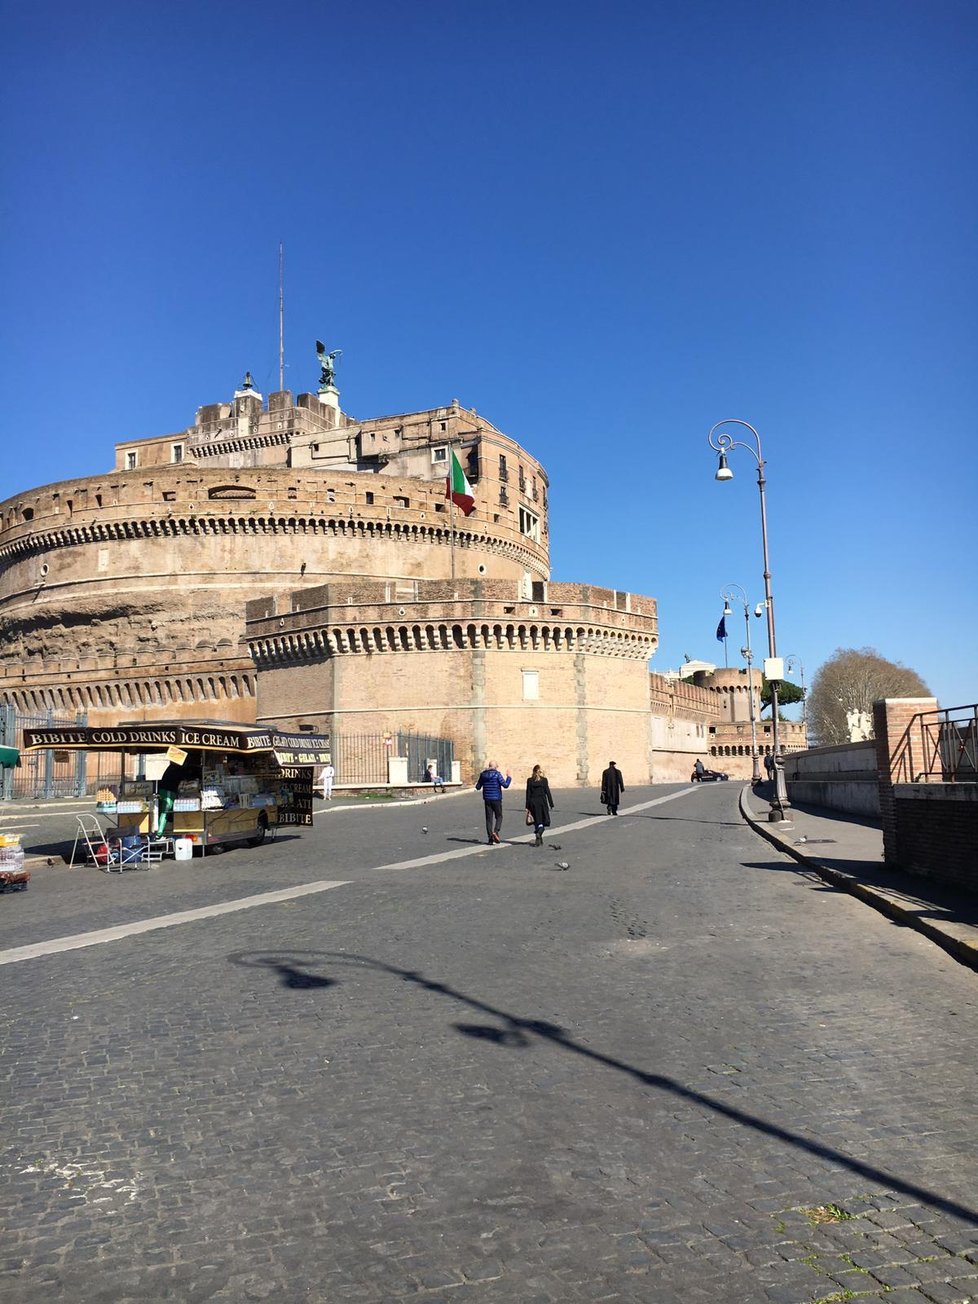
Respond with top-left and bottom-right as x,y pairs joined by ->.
316,340 -> 342,388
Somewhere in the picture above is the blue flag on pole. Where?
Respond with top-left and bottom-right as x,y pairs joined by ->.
716,615 -> 727,642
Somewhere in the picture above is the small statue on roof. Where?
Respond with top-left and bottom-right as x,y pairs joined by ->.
316,340 -> 342,390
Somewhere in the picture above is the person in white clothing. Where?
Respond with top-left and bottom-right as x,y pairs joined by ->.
319,763 -> 335,799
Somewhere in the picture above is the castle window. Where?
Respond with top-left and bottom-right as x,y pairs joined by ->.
431,446 -> 448,464
22,507 -> 34,521
518,508 -> 539,542
499,487 -> 509,507
171,444 -> 184,464
518,465 -> 526,493
126,451 -> 138,470
440,421 -> 447,431
393,496 -> 409,509
498,455 -> 508,481
365,492 -> 374,505
522,670 -> 539,701
326,489 -> 335,503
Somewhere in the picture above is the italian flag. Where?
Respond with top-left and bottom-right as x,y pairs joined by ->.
445,448 -> 475,516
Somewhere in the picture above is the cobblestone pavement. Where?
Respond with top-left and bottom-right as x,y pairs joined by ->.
1,784 -> 976,1303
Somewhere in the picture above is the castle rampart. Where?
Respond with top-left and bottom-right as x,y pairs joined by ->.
246,579 -> 658,786
0,389 -> 553,730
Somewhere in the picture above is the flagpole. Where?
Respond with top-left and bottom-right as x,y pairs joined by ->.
448,437 -> 457,581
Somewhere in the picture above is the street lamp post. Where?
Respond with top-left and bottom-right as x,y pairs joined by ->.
708,418 -> 791,821
785,654 -> 807,740
721,584 -> 761,784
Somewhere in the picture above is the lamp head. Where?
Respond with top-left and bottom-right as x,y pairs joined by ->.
723,602 -> 732,617
715,452 -> 734,481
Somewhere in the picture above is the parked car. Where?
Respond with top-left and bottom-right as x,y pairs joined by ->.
691,767 -> 729,782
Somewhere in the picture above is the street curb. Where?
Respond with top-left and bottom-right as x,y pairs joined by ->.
738,785 -> 978,976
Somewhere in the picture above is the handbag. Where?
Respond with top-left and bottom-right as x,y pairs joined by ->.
525,810 -> 534,826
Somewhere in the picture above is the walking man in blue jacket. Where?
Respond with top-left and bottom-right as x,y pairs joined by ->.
475,761 -> 512,844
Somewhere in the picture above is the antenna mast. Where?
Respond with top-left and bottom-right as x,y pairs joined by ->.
278,242 -> 285,391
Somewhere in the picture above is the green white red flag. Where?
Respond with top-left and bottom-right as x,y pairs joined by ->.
445,448 -> 475,516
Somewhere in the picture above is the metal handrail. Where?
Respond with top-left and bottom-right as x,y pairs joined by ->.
911,703 -> 978,782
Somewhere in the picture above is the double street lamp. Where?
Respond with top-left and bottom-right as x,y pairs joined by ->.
708,419 -> 791,822
721,583 -> 762,784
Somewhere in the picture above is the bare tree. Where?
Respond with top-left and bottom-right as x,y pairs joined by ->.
808,647 -> 931,746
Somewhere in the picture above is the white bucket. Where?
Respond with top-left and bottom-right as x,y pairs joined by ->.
173,838 -> 194,861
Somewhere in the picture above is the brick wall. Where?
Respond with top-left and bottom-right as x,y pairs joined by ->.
874,697 -> 978,890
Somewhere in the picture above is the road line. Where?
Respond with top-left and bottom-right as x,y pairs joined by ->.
0,786 -> 701,967
0,880 -> 350,966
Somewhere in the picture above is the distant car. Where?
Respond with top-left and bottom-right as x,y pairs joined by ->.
691,768 -> 729,782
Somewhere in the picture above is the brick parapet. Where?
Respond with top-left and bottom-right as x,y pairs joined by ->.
648,672 -> 717,723
874,697 -> 940,866
246,579 -> 658,666
0,651 -> 256,724
0,465 -> 548,576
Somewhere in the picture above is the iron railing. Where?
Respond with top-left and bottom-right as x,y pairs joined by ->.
910,704 -> 978,782
0,706 -> 97,800
397,731 -> 454,784
330,732 -> 390,787
0,711 -> 455,800
329,731 -> 454,786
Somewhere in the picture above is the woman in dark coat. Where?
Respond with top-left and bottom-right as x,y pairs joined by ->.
524,764 -> 554,847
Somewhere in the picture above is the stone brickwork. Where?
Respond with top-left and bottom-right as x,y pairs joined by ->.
874,696 -> 978,890
782,739 -> 880,817
2,373 -> 815,789
0,387 -> 550,728
247,579 -> 658,787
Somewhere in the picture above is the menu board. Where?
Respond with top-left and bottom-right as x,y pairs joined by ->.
277,766 -> 315,826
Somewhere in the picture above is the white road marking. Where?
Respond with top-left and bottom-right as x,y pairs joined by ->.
0,786 -> 701,967
0,880 -> 349,966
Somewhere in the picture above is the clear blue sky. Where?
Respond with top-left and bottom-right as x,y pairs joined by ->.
3,1 -> 976,709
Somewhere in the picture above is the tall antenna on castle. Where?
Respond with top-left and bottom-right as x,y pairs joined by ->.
278,242 -> 285,392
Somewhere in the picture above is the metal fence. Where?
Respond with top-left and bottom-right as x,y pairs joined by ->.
397,731 -> 454,784
910,703 -> 978,782
0,709 -> 456,800
329,730 -> 455,787
330,732 -> 390,786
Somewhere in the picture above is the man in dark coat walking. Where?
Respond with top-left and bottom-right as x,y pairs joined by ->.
600,761 -> 624,815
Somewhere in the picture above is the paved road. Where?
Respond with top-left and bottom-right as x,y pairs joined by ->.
1,784 -> 976,1303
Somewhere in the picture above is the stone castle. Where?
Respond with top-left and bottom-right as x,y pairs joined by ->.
0,370 -> 804,786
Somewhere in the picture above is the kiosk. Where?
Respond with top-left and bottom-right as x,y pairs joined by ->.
22,723 -> 331,857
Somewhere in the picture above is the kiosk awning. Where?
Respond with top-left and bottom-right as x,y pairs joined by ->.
0,745 -> 19,768
21,724 -> 331,765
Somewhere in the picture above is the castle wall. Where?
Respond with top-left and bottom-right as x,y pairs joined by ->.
248,580 -> 658,787
0,394 -> 552,728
